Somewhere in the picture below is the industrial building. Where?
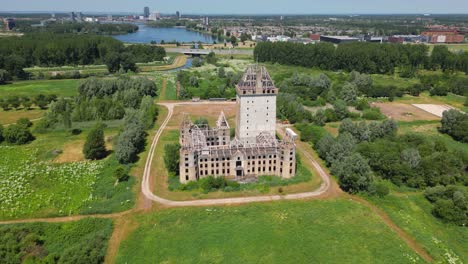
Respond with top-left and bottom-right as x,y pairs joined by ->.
320,35 -> 360,44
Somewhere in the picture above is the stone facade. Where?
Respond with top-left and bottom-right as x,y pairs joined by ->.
179,65 -> 297,184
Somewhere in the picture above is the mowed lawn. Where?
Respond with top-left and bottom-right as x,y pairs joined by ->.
116,199 -> 424,264
0,79 -> 79,97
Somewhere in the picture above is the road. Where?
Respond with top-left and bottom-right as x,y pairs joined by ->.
141,102 -> 332,207
166,48 -> 253,56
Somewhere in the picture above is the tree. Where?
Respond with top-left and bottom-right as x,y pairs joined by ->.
83,123 -> 107,160
8,96 -> 20,110
0,99 -> 9,111
0,69 -> 11,85
230,36 -> 237,45
331,153 -> 374,193
120,52 -> 138,73
206,52 -> 217,64
192,57 -> 203,67
139,96 -> 158,129
340,82 -> 358,105
332,99 -> 349,120
189,76 -> 199,87
218,67 -> 226,78
0,124 -> 4,143
115,117 -> 147,164
401,148 -> 421,169
164,143 -> 181,175
104,52 -> 121,73
3,124 -> 34,145
440,109 -> 468,142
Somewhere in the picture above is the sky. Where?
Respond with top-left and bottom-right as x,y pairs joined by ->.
1,0 -> 468,14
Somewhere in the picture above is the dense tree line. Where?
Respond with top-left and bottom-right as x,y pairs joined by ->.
440,109 -> 468,143
0,33 -> 166,79
114,110 -> 150,164
255,42 -> 468,74
0,94 -> 57,111
19,22 -> 139,35
36,77 -> 158,132
313,119 -> 467,199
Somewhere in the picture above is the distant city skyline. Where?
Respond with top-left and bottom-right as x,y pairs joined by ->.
1,0 -> 468,14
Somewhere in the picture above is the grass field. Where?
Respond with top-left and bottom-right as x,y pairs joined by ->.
0,108 -> 45,125
0,218 -> 113,263
0,123 -> 135,220
0,79 -> 79,97
116,199 -> 424,264
396,92 -> 468,112
367,193 -> 468,263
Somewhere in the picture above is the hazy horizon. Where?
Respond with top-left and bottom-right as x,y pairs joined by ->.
1,0 -> 468,15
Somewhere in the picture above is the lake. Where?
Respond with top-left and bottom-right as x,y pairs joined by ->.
113,24 -> 217,44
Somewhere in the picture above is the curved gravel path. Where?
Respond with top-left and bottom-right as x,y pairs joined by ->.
141,102 -> 331,207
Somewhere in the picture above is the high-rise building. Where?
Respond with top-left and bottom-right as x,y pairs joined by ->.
4,18 -> 16,31
69,12 -> 76,22
144,7 -> 150,18
176,11 -> 180,19
76,12 -> 83,22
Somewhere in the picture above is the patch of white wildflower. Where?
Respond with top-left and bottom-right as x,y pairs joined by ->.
0,146 -> 103,219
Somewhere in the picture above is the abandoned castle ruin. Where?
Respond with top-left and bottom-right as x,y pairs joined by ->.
179,65 -> 297,183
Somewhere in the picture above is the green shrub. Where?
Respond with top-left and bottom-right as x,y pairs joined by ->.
362,107 -> 385,120
3,124 -> 34,145
296,123 -> 328,144
164,143 -> 181,175
16,118 -> 33,128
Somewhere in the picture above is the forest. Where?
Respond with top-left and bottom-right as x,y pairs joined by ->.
254,42 -> 468,74
311,119 -> 468,226
0,33 -> 166,79
17,22 -> 139,35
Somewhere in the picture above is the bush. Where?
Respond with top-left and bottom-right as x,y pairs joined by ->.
355,98 -> 370,111
3,124 -> 34,144
0,124 -> 3,143
164,143 -> 181,175
362,107 -> 385,120
114,166 -> 129,182
70,128 -> 82,135
83,124 -> 107,160
369,182 -> 390,197
16,117 -> 33,128
296,123 -> 328,144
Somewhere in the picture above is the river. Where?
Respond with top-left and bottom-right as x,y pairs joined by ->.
113,24 -> 217,44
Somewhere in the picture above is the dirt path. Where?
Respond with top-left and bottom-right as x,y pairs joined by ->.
0,100 -> 434,263
349,196 -> 434,263
141,102 -> 333,207
159,78 -> 167,100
